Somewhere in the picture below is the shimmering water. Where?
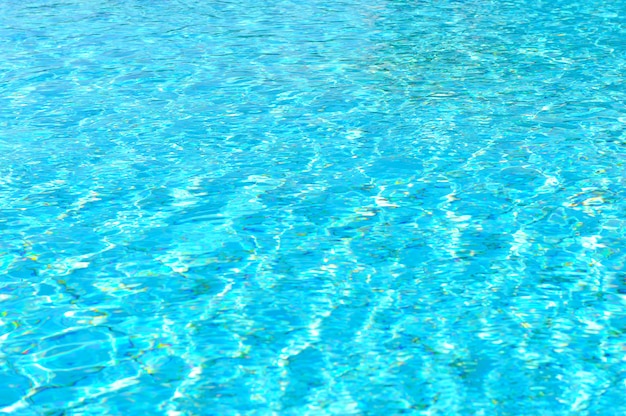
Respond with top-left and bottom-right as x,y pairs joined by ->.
1,0 -> 626,414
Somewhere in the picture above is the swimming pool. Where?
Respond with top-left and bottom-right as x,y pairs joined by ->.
1,0 -> 625,413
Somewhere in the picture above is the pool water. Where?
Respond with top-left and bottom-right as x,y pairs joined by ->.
1,0 -> 626,414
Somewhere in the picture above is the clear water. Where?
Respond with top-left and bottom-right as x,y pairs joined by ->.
1,0 -> 626,414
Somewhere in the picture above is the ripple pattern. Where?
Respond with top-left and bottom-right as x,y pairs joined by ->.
1,0 -> 626,414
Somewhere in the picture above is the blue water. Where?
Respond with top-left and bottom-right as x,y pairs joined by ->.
1,0 -> 626,413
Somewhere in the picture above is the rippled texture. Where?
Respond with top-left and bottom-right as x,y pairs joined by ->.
1,0 -> 626,413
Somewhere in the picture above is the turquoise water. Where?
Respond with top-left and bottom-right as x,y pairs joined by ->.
1,0 -> 626,413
